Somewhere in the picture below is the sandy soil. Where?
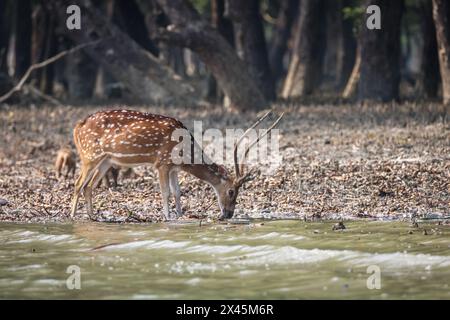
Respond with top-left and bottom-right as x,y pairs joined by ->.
0,102 -> 449,223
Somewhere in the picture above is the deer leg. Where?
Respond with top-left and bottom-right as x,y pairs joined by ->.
55,157 -> 62,178
71,156 -> 108,218
71,165 -> 90,217
64,161 -> 70,179
83,185 -> 94,218
158,167 -> 171,221
169,170 -> 182,217
72,168 -> 96,218
84,160 -> 112,217
90,161 -> 112,190
62,157 -> 69,179
71,181 -> 82,217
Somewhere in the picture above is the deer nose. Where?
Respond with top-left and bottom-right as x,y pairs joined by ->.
218,210 -> 234,220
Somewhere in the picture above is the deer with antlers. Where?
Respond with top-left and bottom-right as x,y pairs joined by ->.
70,109 -> 283,220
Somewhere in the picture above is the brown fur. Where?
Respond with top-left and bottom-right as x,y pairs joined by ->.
55,147 -> 76,178
70,109 -> 276,220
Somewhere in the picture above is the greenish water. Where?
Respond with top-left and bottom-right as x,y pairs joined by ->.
0,220 -> 449,299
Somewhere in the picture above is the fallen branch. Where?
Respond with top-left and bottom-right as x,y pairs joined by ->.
0,40 -> 102,104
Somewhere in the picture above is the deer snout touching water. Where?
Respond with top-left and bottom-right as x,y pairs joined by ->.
71,109 -> 283,220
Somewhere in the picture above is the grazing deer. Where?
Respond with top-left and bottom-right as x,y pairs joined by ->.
70,109 -> 283,220
55,146 -> 122,186
55,146 -> 76,178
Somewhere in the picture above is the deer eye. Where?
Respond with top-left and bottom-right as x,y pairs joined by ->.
228,189 -> 235,198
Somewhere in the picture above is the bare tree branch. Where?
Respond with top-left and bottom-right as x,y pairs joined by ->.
0,40 -> 102,104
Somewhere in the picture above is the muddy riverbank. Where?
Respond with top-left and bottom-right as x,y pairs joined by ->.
0,102 -> 448,223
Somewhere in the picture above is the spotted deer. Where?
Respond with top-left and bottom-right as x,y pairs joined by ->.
71,109 -> 283,220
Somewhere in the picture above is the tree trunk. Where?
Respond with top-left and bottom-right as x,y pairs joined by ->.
269,0 -> 299,85
226,0 -> 275,100
420,0 -> 440,99
282,0 -> 326,98
339,0 -> 357,89
54,0 -> 197,105
342,45 -> 361,99
0,0 -> 11,95
323,0 -> 343,90
208,0 -> 234,102
432,0 -> 450,104
166,46 -> 186,76
154,0 -> 266,111
40,13 -> 57,95
211,0 -> 234,46
358,0 -> 404,102
31,2 -> 57,94
66,50 -> 97,100
0,0 -> 10,74
114,0 -> 159,56
13,0 -> 32,78
93,0 -> 115,100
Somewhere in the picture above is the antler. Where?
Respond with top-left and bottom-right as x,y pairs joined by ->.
239,112 -> 284,177
233,110 -> 271,178
233,110 -> 284,180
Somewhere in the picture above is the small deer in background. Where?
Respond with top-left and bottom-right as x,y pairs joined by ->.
55,146 -> 128,187
55,146 -> 76,178
71,109 -> 283,220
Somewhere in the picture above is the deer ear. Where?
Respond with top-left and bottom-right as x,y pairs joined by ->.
217,165 -> 228,178
211,163 -> 228,179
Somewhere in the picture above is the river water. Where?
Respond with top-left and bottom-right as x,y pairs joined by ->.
0,220 -> 449,299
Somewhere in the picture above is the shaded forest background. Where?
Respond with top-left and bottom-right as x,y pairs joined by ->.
0,0 -> 449,222
1,0 -> 450,111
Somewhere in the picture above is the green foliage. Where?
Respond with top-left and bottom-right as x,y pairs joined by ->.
342,6 -> 364,21
191,0 -> 210,15
342,1 -> 365,36
261,0 -> 278,18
